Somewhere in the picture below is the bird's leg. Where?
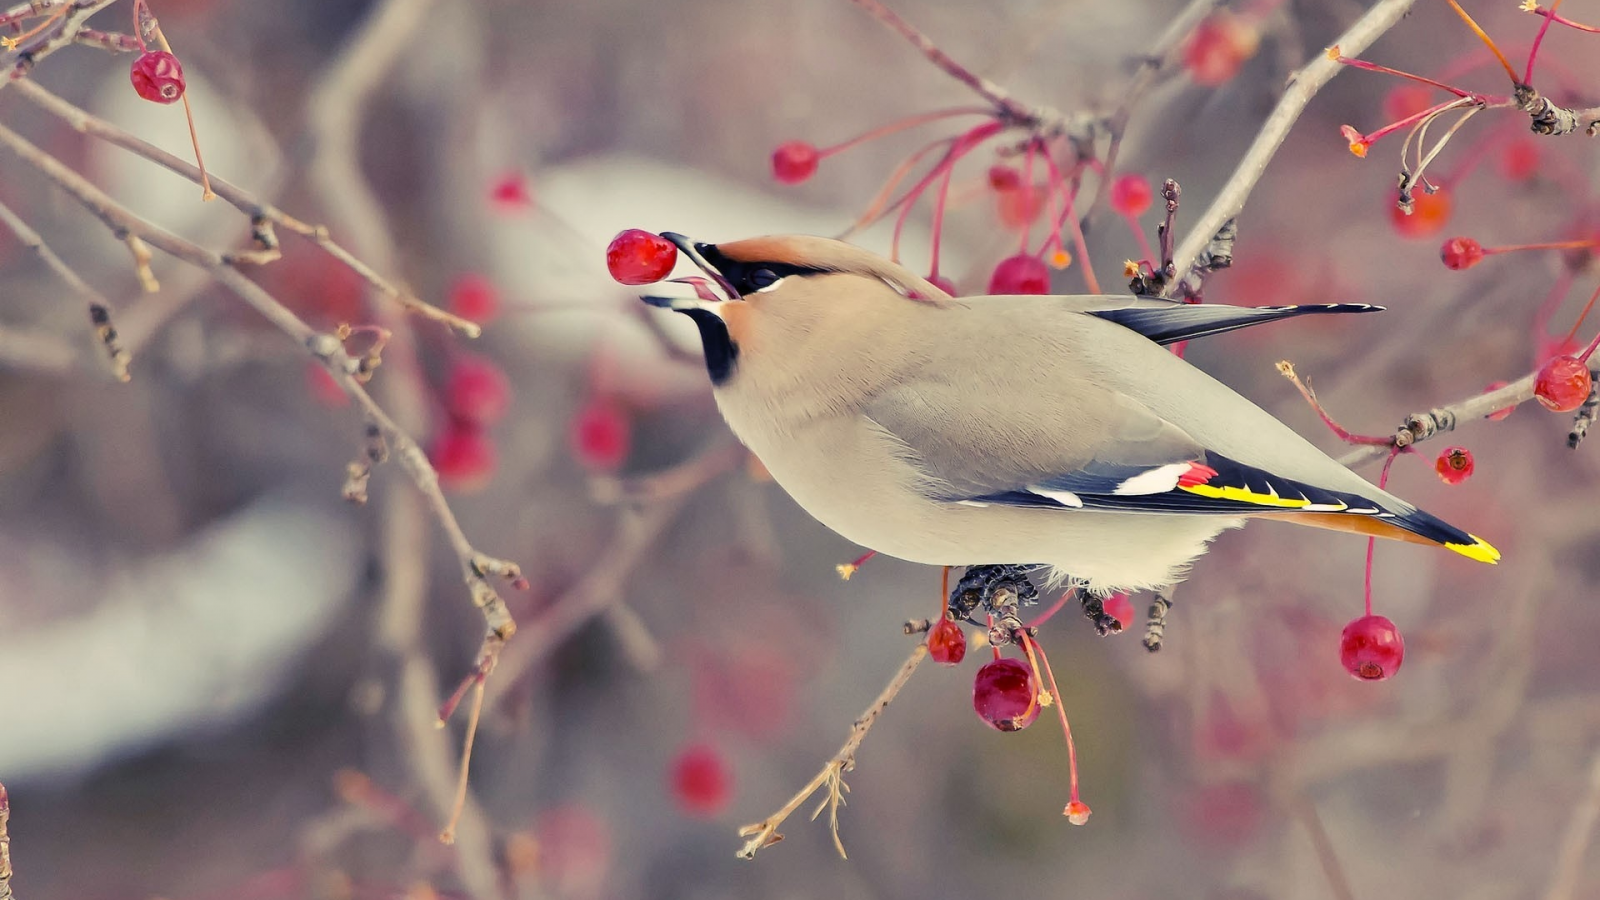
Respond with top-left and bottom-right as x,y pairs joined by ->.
1143,587 -> 1177,652
948,565 -> 1042,646
1079,593 -> 1124,636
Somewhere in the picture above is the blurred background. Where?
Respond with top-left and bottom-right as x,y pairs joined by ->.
2,0 -> 1599,898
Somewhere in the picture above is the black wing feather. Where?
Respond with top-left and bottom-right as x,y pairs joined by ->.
1088,303 -> 1382,346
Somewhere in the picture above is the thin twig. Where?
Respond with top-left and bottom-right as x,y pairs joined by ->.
1337,373 -> 1536,468
1543,746 -> 1600,900
0,196 -> 128,380
736,643 -> 928,859
1165,0 -> 1420,297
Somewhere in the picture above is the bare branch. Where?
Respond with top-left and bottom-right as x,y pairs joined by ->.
736,643 -> 928,859
1337,374 -> 1535,468
0,781 -> 12,900
0,196 -> 128,380
1166,0 -> 1420,297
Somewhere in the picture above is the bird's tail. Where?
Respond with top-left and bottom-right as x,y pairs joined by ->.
1260,505 -> 1500,563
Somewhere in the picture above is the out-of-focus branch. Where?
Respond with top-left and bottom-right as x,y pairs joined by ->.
0,781 -> 12,900
1165,0 -> 1420,297
0,195 -> 129,381
8,79 -> 479,338
1,0 -> 117,85
736,643 -> 928,860
1336,373 -> 1535,468
1543,746 -> 1600,900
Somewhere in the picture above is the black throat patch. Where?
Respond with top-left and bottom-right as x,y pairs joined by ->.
680,308 -> 738,385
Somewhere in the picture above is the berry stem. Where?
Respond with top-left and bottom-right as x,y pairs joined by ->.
1523,3 -> 1600,35
1276,361 -> 1392,445
987,614 -> 1000,661
816,106 -> 992,159
1040,148 -> 1100,293
843,136 -> 954,236
1364,448 -> 1402,617
1020,632 -> 1087,816
1122,212 -> 1158,272
1525,0 -> 1564,83
836,549 -> 877,580
1330,51 -> 1473,98
1445,0 -> 1519,84
928,157 -> 954,278
438,672 -> 486,845
1026,587 -> 1078,630
149,26 -> 213,200
1019,140 -> 1037,253
1488,238 -> 1599,256
1561,279 -> 1600,350
1532,268 -> 1576,361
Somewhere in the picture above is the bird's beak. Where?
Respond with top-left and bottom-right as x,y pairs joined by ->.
660,232 -> 740,300
640,293 -> 726,317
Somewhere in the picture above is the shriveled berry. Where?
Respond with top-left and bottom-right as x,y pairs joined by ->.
927,619 -> 967,665
570,399 -> 631,471
1434,446 -> 1474,485
448,273 -> 500,323
1183,11 -> 1259,85
973,658 -> 1040,731
130,51 -> 186,104
1339,614 -> 1404,681
605,229 -> 678,285
1390,189 -> 1452,238
669,742 -> 732,818
1535,355 -> 1592,412
771,140 -> 819,184
1102,592 -> 1135,631
988,253 -> 1050,295
1440,236 -> 1484,270
1109,174 -> 1153,217
430,422 -> 496,493
1482,381 -> 1516,421
445,356 -> 512,426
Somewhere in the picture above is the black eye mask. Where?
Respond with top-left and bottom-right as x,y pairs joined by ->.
695,244 -> 828,297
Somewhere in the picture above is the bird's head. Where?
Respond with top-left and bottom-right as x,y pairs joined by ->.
641,233 -> 952,390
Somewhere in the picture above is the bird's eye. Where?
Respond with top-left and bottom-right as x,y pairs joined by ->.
746,268 -> 780,291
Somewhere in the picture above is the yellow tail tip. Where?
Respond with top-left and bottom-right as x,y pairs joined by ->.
1447,534 -> 1501,564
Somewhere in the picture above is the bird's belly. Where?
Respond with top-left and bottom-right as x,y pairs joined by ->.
728,412 -> 1240,591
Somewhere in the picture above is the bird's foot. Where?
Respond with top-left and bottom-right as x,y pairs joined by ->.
1079,594 -> 1124,636
947,564 -> 1042,646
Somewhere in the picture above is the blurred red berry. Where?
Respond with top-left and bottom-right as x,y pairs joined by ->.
488,172 -> 533,210
988,254 -> 1050,294
130,51 -> 185,104
1180,781 -> 1263,847
1384,84 -> 1435,122
995,185 -> 1042,229
1339,614 -> 1404,681
987,164 -> 1021,191
1390,189 -> 1452,238
535,804 -> 611,896
1183,12 -> 1259,86
605,229 -> 678,285
1434,447 -> 1474,485
670,743 -> 732,818
445,356 -> 511,426
447,273 -> 500,323
570,399 -> 631,471
771,140 -> 820,184
1440,236 -> 1483,270
927,274 -> 958,297
927,619 -> 967,665
1109,174 -> 1154,217
430,423 -> 496,493
1535,355 -> 1592,412
1102,592 -> 1135,631
1483,381 -> 1516,421
973,658 -> 1040,732
1498,138 -> 1540,182
305,362 -> 349,408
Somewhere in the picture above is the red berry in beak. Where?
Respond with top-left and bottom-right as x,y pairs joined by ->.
605,229 -> 678,285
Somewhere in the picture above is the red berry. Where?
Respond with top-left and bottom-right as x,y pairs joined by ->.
927,274 -> 958,297
771,140 -> 820,184
995,185 -> 1042,229
670,742 -> 732,818
988,254 -> 1050,294
447,273 -> 500,323
430,422 -> 496,493
1440,236 -> 1484,270
1499,138 -> 1540,182
1183,12 -> 1259,86
570,399 -> 631,471
1483,381 -> 1516,421
927,619 -> 967,665
605,229 -> 678,285
1384,84 -> 1435,122
488,172 -> 533,210
445,356 -> 511,426
1390,189 -> 1452,238
1339,614 -> 1404,681
973,658 -> 1040,731
534,805 -> 611,896
1109,174 -> 1154,217
1102,592 -> 1135,631
987,164 -> 1021,191
1434,446 -> 1474,485
130,51 -> 185,104
1535,355 -> 1593,412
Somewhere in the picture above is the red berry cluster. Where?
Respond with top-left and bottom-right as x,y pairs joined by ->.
429,354 -> 513,493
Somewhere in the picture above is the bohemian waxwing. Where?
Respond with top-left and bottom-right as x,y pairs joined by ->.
642,233 -> 1499,594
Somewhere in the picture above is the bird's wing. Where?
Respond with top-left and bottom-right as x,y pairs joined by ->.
979,294 -> 1382,345
864,378 -> 1498,562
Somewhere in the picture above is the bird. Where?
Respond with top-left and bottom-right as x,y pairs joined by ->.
640,232 -> 1499,595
